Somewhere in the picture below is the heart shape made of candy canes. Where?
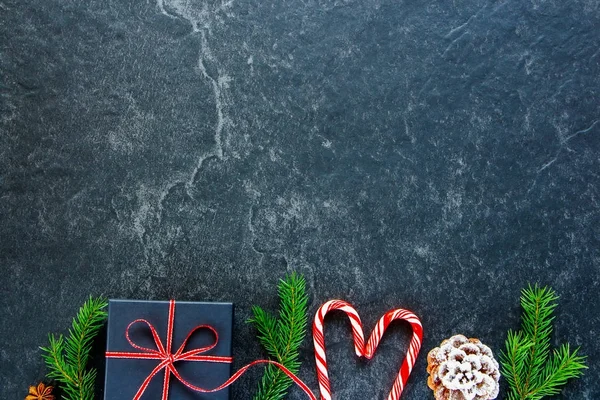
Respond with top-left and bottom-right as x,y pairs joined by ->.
313,300 -> 423,400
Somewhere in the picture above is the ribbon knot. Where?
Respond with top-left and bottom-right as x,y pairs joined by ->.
166,354 -> 175,365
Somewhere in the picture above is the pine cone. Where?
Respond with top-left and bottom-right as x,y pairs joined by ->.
427,334 -> 500,400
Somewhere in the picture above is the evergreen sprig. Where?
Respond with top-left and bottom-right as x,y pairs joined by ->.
248,272 -> 309,400
500,285 -> 587,400
41,296 -> 108,400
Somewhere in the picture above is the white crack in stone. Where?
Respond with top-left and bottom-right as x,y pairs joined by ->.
127,1 -> 237,275
529,118 -> 599,193
159,0 -> 235,189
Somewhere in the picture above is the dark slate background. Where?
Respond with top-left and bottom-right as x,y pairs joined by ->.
1,0 -> 599,399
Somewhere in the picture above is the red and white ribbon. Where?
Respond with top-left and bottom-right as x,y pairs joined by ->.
313,299 -> 423,400
106,300 -> 317,400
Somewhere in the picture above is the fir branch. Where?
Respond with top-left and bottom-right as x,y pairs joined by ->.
520,285 -> 557,390
248,272 -> 309,400
41,296 -> 108,400
500,285 -> 587,400
501,330 -> 533,399
251,306 -> 282,361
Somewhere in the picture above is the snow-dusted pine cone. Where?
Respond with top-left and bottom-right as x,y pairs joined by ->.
427,334 -> 500,400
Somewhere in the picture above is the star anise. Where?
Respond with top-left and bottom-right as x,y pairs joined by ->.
25,382 -> 55,400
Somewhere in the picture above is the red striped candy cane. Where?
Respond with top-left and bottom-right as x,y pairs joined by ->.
313,300 -> 423,400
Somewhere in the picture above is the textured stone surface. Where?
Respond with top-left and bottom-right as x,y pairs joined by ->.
1,0 -> 599,398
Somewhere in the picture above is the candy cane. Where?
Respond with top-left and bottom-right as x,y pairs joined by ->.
313,300 -> 423,400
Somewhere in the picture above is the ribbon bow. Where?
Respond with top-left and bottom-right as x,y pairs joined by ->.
105,300 -> 233,400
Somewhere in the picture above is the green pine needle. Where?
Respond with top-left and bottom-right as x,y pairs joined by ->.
248,272 -> 309,400
500,285 -> 587,400
41,296 -> 108,400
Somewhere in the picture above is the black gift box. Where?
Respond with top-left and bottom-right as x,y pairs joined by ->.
104,299 -> 233,400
